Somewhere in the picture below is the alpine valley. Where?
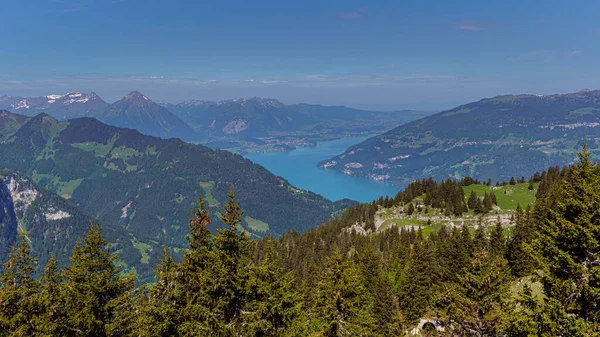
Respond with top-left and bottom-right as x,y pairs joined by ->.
0,110 -> 355,281
321,89 -> 600,187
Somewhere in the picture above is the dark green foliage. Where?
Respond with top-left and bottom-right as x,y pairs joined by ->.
242,237 -> 304,337
1,149 -> 599,336
488,217 -> 505,258
62,225 -> 136,337
313,250 -> 374,336
530,147 -> 600,332
406,202 -> 415,215
0,235 -> 40,336
400,239 -> 439,325
507,203 -> 535,277
436,252 -> 510,336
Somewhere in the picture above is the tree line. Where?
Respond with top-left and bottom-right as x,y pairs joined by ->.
1,149 -> 599,336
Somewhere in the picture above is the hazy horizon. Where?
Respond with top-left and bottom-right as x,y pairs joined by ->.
3,0 -> 599,110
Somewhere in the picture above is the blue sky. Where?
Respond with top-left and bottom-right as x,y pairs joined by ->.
1,0 -> 599,110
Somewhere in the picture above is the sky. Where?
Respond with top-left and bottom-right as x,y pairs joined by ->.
1,0 -> 599,110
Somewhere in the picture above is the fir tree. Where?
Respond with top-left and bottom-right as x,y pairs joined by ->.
437,252 -> 510,335
400,239 -> 439,325
406,203 -> 415,216
242,237 -> 304,337
467,191 -> 481,213
0,235 -> 41,337
372,273 -> 403,336
531,147 -> 600,330
314,250 -> 374,336
36,255 -> 68,336
472,217 -> 488,253
211,186 -> 252,335
507,203 -> 534,277
138,246 -> 183,337
62,225 -> 136,337
488,217 -> 505,258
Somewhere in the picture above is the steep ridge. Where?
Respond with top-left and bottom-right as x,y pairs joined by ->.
0,170 -> 141,278
320,89 -> 600,187
0,110 -> 355,273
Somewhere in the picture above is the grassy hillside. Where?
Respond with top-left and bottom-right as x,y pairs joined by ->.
358,183 -> 538,238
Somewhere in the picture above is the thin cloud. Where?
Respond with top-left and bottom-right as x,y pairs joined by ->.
568,50 -> 582,57
455,20 -> 486,32
342,12 -> 362,20
341,7 -> 367,20
57,7 -> 85,13
510,50 -> 551,62
259,80 -> 286,85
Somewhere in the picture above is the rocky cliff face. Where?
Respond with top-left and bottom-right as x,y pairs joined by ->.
0,171 -> 135,276
0,174 -> 19,257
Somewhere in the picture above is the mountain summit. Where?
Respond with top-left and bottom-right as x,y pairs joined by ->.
98,91 -> 198,141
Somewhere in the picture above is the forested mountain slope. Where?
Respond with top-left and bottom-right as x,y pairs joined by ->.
321,89 -> 600,187
0,110 -> 353,276
2,150 -> 598,336
0,170 -> 137,275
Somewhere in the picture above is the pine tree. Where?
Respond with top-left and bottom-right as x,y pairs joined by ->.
373,273 -> 404,336
406,203 -> 415,216
36,255 -> 69,336
467,191 -> 481,213
482,192 -> 493,212
531,147 -> 600,331
210,186 -> 252,335
242,237 -> 304,337
509,177 -> 516,185
175,194 -> 218,334
437,252 -> 510,335
472,216 -> 488,253
314,250 -> 374,336
138,246 -> 184,337
489,191 -> 498,206
507,203 -> 534,277
0,235 -> 41,337
488,217 -> 505,258
400,239 -> 439,325
62,225 -> 136,337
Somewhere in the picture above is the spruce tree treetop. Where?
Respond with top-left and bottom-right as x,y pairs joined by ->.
532,145 -> 600,328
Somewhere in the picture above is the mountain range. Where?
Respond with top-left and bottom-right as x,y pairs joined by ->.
0,110 -> 355,281
163,97 -> 431,152
320,89 -> 600,187
0,91 -> 196,141
0,92 -> 432,153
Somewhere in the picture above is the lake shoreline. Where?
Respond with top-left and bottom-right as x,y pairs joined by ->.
245,136 -> 399,203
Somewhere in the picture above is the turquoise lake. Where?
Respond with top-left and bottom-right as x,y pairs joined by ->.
245,137 -> 399,202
